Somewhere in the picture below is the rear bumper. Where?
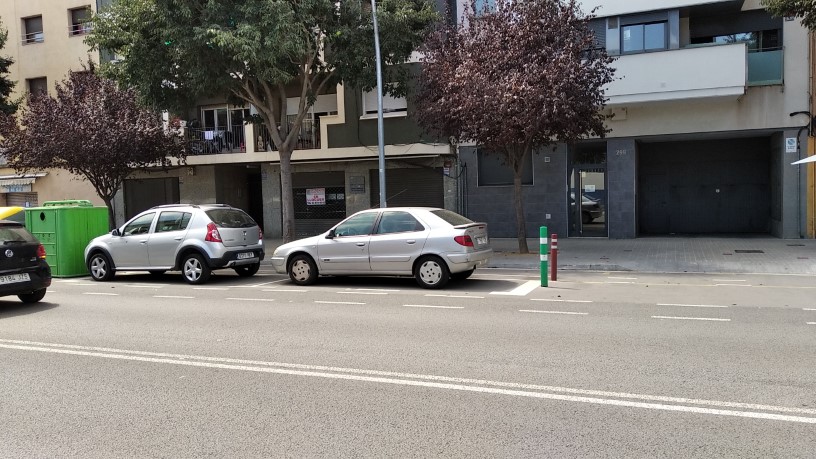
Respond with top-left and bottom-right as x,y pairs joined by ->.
0,262 -> 51,297
209,248 -> 265,269
444,248 -> 493,270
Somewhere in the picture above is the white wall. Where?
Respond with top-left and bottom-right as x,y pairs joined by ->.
579,0 -> 727,17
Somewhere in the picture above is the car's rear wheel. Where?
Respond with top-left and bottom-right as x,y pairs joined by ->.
89,252 -> 115,281
18,288 -> 46,304
235,263 -> 260,277
414,256 -> 450,289
182,253 -> 211,284
288,254 -> 318,285
451,268 -> 475,281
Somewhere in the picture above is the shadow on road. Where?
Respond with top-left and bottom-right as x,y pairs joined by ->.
0,300 -> 58,319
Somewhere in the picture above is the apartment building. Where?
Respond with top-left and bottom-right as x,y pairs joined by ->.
0,0 -> 105,208
460,0 -> 815,239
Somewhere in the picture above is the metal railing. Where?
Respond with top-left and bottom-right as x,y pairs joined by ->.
68,23 -> 92,37
256,118 -> 320,152
186,125 -> 247,155
22,31 -> 44,44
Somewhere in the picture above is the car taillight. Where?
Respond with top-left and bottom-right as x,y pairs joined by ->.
37,244 -> 46,259
454,235 -> 474,247
259,228 -> 263,240
205,222 -> 223,243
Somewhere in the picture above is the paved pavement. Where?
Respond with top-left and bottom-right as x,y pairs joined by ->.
264,236 -> 816,275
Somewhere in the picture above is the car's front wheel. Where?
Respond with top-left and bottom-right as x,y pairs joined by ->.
414,256 -> 450,289
88,252 -> 115,281
288,254 -> 318,285
182,253 -> 211,284
18,288 -> 46,304
235,263 -> 260,277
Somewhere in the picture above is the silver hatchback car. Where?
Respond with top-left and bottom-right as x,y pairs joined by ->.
270,207 -> 492,289
84,204 -> 264,284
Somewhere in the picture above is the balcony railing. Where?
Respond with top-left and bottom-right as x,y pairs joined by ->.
69,23 -> 93,37
187,125 -> 247,155
256,118 -> 321,152
22,31 -> 44,45
747,48 -> 783,86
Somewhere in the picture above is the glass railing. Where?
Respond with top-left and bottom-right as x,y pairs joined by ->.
747,48 -> 783,86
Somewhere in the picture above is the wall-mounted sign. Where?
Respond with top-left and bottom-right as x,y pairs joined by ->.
306,187 -> 326,206
786,137 -> 798,153
349,175 -> 365,194
584,185 -> 596,193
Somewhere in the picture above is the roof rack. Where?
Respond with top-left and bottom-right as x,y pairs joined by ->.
148,203 -> 192,210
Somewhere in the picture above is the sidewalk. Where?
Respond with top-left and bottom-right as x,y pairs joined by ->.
263,236 -> 816,275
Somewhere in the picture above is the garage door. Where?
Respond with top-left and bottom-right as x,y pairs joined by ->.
638,137 -> 770,234
369,168 -> 444,208
124,178 -> 180,219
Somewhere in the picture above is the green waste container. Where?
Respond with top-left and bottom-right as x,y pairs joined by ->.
25,200 -> 110,277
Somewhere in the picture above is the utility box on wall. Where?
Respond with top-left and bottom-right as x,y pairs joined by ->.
25,200 -> 109,277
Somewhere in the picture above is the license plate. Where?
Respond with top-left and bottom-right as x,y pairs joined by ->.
476,236 -> 487,245
0,273 -> 30,284
237,252 -> 255,260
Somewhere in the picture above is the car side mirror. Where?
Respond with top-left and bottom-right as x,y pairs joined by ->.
112,229 -> 120,236
326,229 -> 336,239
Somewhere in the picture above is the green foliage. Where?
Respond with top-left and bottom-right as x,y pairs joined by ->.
762,0 -> 816,30
0,66 -> 187,228
0,20 -> 17,115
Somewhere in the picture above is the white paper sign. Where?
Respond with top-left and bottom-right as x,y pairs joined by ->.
306,188 -> 326,206
786,137 -> 797,153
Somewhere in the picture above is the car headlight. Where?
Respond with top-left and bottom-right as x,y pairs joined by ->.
272,248 -> 282,257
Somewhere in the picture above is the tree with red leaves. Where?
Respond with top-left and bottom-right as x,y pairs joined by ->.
416,0 -> 614,253
0,67 -> 186,229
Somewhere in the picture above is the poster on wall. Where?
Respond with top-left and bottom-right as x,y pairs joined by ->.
306,188 -> 326,206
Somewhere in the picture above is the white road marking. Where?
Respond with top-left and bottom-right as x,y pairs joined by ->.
651,316 -> 730,322
263,288 -> 307,293
346,288 -> 401,292
491,280 -> 539,296
1,339 -> 813,424
804,308 -> 816,311
74,283 -> 98,286
193,287 -> 229,291
713,284 -> 753,287
807,322 -> 816,325
154,295 -> 194,299
82,292 -> 119,296
336,291 -> 388,296
121,284 -> 167,288
225,298 -> 275,302
402,304 -> 464,309
520,310 -> 588,315
314,300 -> 366,305
54,279 -> 80,283
714,279 -> 747,282
657,303 -> 729,309
236,281 -> 280,288
530,299 -> 592,303
608,276 -> 637,280
425,294 -> 485,299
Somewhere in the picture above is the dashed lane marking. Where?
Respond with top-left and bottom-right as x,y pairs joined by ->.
520,310 -> 588,315
154,295 -> 194,299
82,292 -> 119,296
403,304 -> 464,309
263,289 -> 308,293
652,316 -> 730,322
657,303 -> 729,309
193,287 -> 229,291
425,294 -> 485,299
225,298 -> 275,302
336,291 -> 388,296
314,300 -> 366,305
530,299 -> 592,303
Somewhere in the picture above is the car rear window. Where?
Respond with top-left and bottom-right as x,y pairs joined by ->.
430,209 -> 474,226
0,225 -> 37,244
205,209 -> 257,228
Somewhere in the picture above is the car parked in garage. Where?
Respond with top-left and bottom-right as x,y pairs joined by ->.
270,208 -> 492,289
0,220 -> 51,303
84,204 -> 264,284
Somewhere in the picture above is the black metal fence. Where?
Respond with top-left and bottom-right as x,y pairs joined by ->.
187,125 -> 247,155
256,118 -> 320,152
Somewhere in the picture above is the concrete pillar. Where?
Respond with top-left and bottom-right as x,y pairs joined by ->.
607,139 -> 637,239
261,163 -> 282,238
777,130 -> 804,238
344,163 -> 371,215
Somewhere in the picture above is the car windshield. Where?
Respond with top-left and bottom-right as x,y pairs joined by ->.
430,209 -> 473,226
205,209 -> 257,228
0,226 -> 36,244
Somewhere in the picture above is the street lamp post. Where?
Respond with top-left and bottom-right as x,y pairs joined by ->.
371,0 -> 387,208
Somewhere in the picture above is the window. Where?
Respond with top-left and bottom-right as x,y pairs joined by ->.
362,87 -> 407,115
333,212 -> 378,237
155,211 -> 192,233
204,209 -> 256,228
123,213 -> 156,236
375,211 -> 424,234
621,22 -> 667,53
69,7 -> 92,36
27,77 -> 48,96
477,149 -> 533,186
23,16 -> 44,44
691,29 -> 781,52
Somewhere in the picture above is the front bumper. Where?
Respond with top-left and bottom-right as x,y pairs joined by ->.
270,256 -> 286,274
209,248 -> 265,269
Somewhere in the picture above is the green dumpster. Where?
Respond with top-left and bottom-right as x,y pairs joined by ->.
25,200 -> 109,277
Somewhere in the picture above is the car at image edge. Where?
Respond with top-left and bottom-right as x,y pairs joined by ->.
270,207 -> 492,289
84,204 -> 264,284
0,220 -> 51,303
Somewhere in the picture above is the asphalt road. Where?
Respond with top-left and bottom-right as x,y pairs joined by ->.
1,267 -> 814,457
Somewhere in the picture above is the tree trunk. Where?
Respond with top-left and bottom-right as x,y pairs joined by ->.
513,170 -> 529,254
279,148 -> 295,242
102,196 -> 116,231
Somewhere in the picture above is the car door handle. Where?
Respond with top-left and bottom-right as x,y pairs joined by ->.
356,242 -> 366,247
139,240 -> 148,244
174,237 -> 183,241
406,240 -> 416,244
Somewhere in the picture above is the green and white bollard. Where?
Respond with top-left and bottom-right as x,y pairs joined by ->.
540,226 -> 548,287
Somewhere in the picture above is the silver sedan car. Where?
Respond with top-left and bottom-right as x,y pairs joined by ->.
270,207 -> 492,289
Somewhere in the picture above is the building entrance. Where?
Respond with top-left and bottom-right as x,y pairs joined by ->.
569,145 -> 607,237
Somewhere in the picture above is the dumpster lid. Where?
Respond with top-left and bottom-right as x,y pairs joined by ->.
42,200 -> 94,207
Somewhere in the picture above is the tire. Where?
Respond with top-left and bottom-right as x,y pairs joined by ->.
182,253 -> 211,285
414,256 -> 450,289
149,270 -> 166,277
234,263 -> 260,277
18,288 -> 46,304
288,254 -> 318,286
451,268 -> 475,281
582,211 -> 592,224
88,252 -> 115,281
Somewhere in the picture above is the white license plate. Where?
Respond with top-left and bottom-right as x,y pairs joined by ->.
0,273 -> 30,284
476,237 -> 487,245
237,252 -> 255,260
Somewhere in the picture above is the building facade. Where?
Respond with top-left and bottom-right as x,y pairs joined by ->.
0,0 -> 106,208
460,0 -> 816,239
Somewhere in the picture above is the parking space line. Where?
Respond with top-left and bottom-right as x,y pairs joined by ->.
82,292 -> 119,296
336,291 -> 389,296
403,304 -> 464,309
657,303 -> 729,309
804,308 -> 816,311
425,294 -> 485,299
122,284 -> 167,288
315,300 -> 366,305
608,276 -> 637,280
346,288 -> 401,292
263,289 -> 307,292
807,322 -> 816,325
193,287 -> 229,291
225,298 -> 275,302
519,310 -> 588,315
154,295 -> 194,299
236,281 -> 282,288
491,280 -> 539,296
651,316 -> 730,322
530,299 -> 592,303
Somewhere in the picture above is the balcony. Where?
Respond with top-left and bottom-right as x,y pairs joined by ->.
747,48 -> 783,86
185,117 -> 320,156
605,43 -> 748,105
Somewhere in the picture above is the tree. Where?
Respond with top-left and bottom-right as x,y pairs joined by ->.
762,0 -> 816,29
0,67 -> 186,229
416,0 -> 614,253
0,20 -> 17,115
88,0 -> 438,242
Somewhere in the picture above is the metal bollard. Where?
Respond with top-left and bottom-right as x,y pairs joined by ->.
550,233 -> 558,281
540,226 -> 548,287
